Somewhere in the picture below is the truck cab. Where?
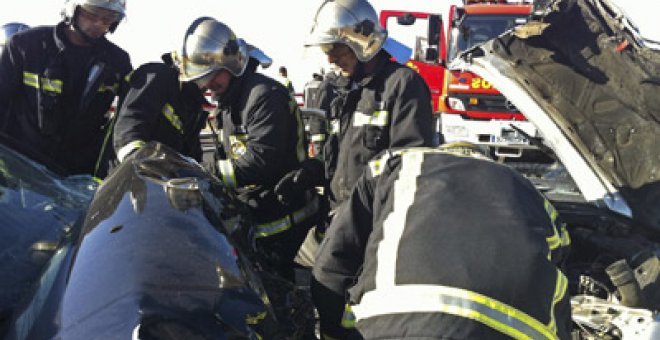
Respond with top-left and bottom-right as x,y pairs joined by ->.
379,10 -> 446,115
442,0 -> 537,159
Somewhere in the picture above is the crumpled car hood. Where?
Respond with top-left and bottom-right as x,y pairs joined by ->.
452,0 -> 660,230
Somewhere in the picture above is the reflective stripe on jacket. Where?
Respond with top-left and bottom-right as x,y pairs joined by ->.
0,22 -> 132,176
313,147 -> 572,339
113,62 -> 208,162
327,53 -> 435,207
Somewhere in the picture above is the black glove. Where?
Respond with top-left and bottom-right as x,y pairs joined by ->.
274,158 -> 324,204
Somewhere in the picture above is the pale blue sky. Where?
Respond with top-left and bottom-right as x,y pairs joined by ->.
2,0 -> 657,91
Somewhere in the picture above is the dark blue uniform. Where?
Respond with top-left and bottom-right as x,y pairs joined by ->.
312,147 -> 572,339
113,60 -> 209,163
214,67 -> 319,280
325,52 -> 435,208
0,22 -> 131,177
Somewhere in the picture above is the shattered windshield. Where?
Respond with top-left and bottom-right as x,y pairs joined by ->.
0,143 -> 97,317
448,14 -> 528,61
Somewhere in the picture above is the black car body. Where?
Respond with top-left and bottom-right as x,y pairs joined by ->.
0,141 -> 313,339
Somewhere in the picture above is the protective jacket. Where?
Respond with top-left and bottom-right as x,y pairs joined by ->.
303,72 -> 342,159
113,61 -> 209,163
326,52 -> 435,207
312,148 -> 572,340
214,68 -> 318,264
0,22 -> 131,177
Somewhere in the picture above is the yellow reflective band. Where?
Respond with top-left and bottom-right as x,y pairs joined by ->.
368,151 -> 393,176
255,216 -> 292,238
228,134 -> 248,159
560,223 -> 571,247
245,311 -> 267,325
352,285 -> 559,340
341,304 -> 356,328
255,195 -> 319,238
543,199 -> 562,252
353,110 -> 389,127
217,159 -> 237,189
41,78 -> 63,93
117,140 -> 146,162
23,72 -> 38,88
23,72 -> 63,93
97,82 -> 119,93
310,134 -> 326,142
547,270 -> 568,334
161,103 -> 183,132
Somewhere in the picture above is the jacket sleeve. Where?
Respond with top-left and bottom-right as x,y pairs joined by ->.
0,36 -> 23,127
113,65 -> 173,158
232,89 -> 298,186
313,172 -> 374,294
389,68 -> 435,148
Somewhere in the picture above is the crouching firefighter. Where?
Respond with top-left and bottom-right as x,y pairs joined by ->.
312,144 -> 572,339
112,50 -> 210,166
177,17 -> 319,282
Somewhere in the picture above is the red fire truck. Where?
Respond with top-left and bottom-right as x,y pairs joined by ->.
381,0 -> 537,158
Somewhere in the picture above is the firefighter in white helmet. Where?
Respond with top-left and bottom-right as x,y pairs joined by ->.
159,17 -> 319,283
0,0 -> 132,178
115,17 -> 318,286
277,0 -> 435,213
276,0 -> 436,299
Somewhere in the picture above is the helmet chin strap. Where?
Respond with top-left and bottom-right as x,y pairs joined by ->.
70,8 -> 103,46
350,61 -> 366,83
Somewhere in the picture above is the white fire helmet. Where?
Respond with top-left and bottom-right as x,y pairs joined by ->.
176,17 -> 249,83
305,0 -> 387,63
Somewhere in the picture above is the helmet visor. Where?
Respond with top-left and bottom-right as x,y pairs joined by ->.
80,0 -> 126,20
80,5 -> 123,24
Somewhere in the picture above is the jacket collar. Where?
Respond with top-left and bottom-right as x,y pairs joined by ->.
354,51 -> 390,87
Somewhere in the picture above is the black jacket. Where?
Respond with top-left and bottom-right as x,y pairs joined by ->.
313,148 -> 572,339
113,62 -> 209,162
214,68 -> 310,225
0,22 -> 132,177
326,53 -> 435,207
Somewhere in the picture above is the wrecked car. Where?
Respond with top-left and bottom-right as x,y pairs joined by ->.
0,0 -> 659,338
0,141 -> 314,339
450,0 -> 660,338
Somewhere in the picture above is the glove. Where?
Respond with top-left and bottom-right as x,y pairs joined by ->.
274,158 -> 324,204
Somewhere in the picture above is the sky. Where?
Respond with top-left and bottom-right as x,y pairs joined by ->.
1,0 -> 658,92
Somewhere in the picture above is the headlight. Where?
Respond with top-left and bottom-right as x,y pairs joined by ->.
447,97 -> 466,111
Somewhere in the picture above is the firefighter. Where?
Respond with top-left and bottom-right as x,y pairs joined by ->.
174,17 -> 319,282
112,53 -> 209,164
113,38 -> 272,168
0,0 -> 132,178
0,22 -> 30,52
276,0 -> 436,267
312,144 -> 572,339
284,0 -> 435,211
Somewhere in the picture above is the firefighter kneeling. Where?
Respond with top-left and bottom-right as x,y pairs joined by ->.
312,144 -> 572,339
